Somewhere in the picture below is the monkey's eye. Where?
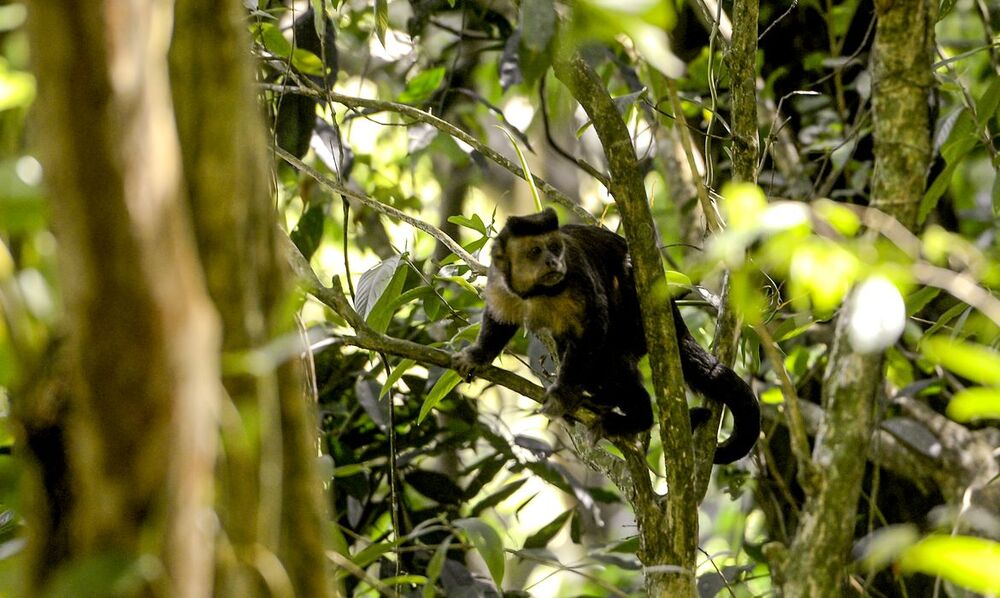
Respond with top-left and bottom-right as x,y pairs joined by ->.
547,241 -> 561,254
528,246 -> 542,259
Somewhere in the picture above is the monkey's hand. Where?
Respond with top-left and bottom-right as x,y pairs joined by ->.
540,384 -> 583,419
452,346 -> 488,382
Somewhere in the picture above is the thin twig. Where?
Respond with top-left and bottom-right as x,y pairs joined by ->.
261,83 -> 597,225
275,146 -> 488,276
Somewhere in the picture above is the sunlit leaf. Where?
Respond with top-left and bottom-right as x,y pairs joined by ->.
789,240 -> 860,315
922,337 -> 1000,386
455,518 -> 505,588
398,67 -> 446,104
374,0 -> 388,47
947,387 -> 1000,422
722,182 -> 767,230
813,199 -> 861,236
0,67 -> 35,111
898,535 -> 1000,595
760,387 -> 784,405
524,510 -> 571,549
418,370 -> 461,424
379,359 -> 416,399
447,213 -> 488,235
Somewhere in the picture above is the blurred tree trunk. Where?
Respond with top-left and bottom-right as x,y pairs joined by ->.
23,0 -> 221,595
20,1 -> 330,596
169,1 -> 330,596
774,0 -> 935,595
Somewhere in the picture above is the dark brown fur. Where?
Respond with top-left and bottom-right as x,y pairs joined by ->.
452,209 -> 760,463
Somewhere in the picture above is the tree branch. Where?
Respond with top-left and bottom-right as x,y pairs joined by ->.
262,83 -> 597,226
276,146 -> 488,276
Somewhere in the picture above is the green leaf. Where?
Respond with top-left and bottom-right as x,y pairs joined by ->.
398,67 -> 446,104
311,0 -> 326,39
524,510 -> 571,549
975,76 -> 1000,125
455,518 -> 505,588
447,213 -> 488,235
761,387 -> 784,405
290,203 -> 325,260
922,336 -> 1000,386
441,275 -> 479,295
925,302 -> 969,337
253,22 -> 292,58
905,287 -> 940,316
920,162 -> 958,223
423,538 -> 452,598
355,256 -> 409,333
470,479 -> 528,515
291,48 -> 326,76
439,236 -> 489,266
374,0 -> 389,47
418,370 -> 461,424
496,126 -> 542,211
899,535 -> 1000,595
379,359 -> 416,399
947,387 -> 1000,422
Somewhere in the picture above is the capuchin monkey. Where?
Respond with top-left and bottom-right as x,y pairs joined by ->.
452,208 -> 760,464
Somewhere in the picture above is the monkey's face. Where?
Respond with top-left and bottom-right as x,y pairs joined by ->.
495,232 -> 566,296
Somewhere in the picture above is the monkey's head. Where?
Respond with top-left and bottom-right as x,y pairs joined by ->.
491,208 -> 567,297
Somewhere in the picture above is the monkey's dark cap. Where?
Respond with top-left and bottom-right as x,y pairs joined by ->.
505,207 -> 558,237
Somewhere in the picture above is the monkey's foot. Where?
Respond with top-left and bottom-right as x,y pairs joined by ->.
540,384 -> 582,419
451,347 -> 487,382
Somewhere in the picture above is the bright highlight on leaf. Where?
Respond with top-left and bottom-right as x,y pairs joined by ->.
922,337 -> 1000,386
761,387 -> 784,405
947,387 -> 1000,422
789,240 -> 859,314
847,276 -> 906,354
722,183 -> 768,230
899,535 -> 1000,595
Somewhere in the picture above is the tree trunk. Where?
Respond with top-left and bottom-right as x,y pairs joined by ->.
776,0 -> 935,594
23,1 -> 221,595
169,1 -> 331,596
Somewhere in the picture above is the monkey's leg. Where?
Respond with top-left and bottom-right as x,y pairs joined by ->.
452,308 -> 519,381
588,364 -> 653,436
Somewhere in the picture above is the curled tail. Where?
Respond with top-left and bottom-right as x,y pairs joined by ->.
673,303 -> 761,464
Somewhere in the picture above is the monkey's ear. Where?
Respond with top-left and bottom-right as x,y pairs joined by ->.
505,208 -> 559,236
539,207 -> 558,228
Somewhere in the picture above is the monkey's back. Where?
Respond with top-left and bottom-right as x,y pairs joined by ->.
560,225 -> 647,358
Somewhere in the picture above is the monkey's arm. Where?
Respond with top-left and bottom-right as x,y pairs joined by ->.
672,302 -> 761,464
452,308 -> 519,381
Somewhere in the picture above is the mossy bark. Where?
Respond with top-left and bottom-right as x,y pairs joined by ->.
776,0 -> 935,594
23,1 -> 221,594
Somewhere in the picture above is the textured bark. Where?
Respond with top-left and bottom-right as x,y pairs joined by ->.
777,0 -> 935,594
554,51 -> 697,598
169,2 -> 331,596
24,0 -> 221,595
692,0 -> 759,496
869,0 -> 936,230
